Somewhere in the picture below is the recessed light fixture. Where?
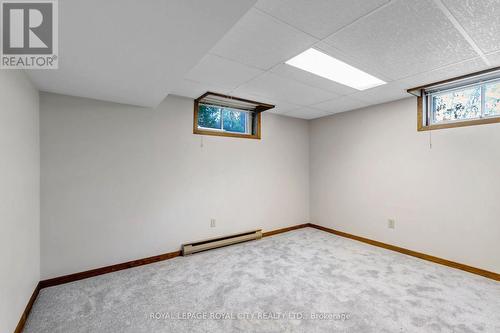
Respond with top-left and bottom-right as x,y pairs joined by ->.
285,48 -> 386,91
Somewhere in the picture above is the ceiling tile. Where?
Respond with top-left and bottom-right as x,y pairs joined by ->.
487,50 -> 500,66
267,104 -> 302,115
230,92 -> 300,115
26,0 -> 256,107
323,0 -> 477,80
235,72 -> 339,105
442,0 -> 500,54
349,81 -> 411,105
312,96 -> 370,114
255,0 -> 389,39
270,63 -> 358,96
281,107 -> 331,120
186,54 -> 263,90
170,79 -> 229,99
170,80 -> 299,115
210,8 -> 318,70
402,57 -> 488,88
268,103 -> 302,115
314,42 -> 394,82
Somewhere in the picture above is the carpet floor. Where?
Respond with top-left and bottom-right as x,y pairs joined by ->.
24,228 -> 500,332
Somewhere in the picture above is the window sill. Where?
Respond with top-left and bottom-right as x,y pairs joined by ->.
418,116 -> 500,131
193,128 -> 261,139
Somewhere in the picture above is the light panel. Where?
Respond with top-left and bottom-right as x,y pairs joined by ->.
285,48 -> 386,90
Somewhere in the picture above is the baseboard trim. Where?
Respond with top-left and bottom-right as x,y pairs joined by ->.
309,223 -> 500,281
39,224 -> 309,289
16,222 -> 498,333
40,250 -> 182,289
14,282 -> 40,333
262,223 -> 309,237
11,223 -> 305,333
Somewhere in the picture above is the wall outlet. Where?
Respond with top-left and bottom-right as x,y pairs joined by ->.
210,219 -> 216,228
388,219 -> 395,229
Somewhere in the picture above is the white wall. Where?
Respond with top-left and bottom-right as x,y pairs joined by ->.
310,97 -> 500,273
0,71 -> 40,333
40,93 -> 310,279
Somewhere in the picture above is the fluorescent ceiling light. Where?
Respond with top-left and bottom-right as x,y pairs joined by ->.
285,48 -> 386,90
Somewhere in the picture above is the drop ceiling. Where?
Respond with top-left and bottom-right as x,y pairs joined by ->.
27,0 -> 500,119
25,0 -> 256,107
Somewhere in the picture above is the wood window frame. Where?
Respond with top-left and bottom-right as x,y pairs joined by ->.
408,66 -> 500,131
193,92 -> 274,140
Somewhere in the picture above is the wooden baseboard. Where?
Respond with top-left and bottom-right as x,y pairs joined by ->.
40,250 -> 182,289
309,223 -> 500,281
16,222 -> 498,333
13,282 -> 40,333
40,224 -> 309,289
262,223 -> 309,237
16,225 -> 306,333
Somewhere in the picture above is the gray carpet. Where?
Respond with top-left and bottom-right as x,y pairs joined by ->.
24,228 -> 500,333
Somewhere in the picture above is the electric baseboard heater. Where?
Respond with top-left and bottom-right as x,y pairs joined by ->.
182,229 -> 262,256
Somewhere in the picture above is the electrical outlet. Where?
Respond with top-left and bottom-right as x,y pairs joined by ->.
210,219 -> 216,228
388,219 -> 395,229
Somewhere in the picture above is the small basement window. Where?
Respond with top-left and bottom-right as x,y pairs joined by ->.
408,68 -> 500,131
193,92 -> 274,139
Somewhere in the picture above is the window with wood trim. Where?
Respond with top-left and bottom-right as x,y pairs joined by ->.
193,92 -> 274,139
408,67 -> 500,131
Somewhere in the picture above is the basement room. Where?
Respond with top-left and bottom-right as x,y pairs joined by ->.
1,0 -> 499,332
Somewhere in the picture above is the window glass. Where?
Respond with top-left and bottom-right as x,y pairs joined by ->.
485,81 -> 500,117
198,104 -> 221,129
222,109 -> 247,133
194,93 -> 270,139
432,87 -> 481,123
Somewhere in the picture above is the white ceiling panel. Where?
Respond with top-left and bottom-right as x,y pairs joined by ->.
230,91 -> 300,114
281,107 -> 331,120
26,0 -> 256,107
442,0 -> 500,54
235,72 -> 339,105
270,63 -> 358,96
323,0 -> 478,80
350,81 -> 411,105
210,8 -> 318,70
186,54 -> 263,90
314,42 -> 394,82
487,51 -> 500,66
171,79 -> 299,114
312,96 -> 370,114
31,0 -> 500,120
265,101 -> 301,115
255,0 -> 390,39
170,79 -> 230,100
402,57 -> 488,88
